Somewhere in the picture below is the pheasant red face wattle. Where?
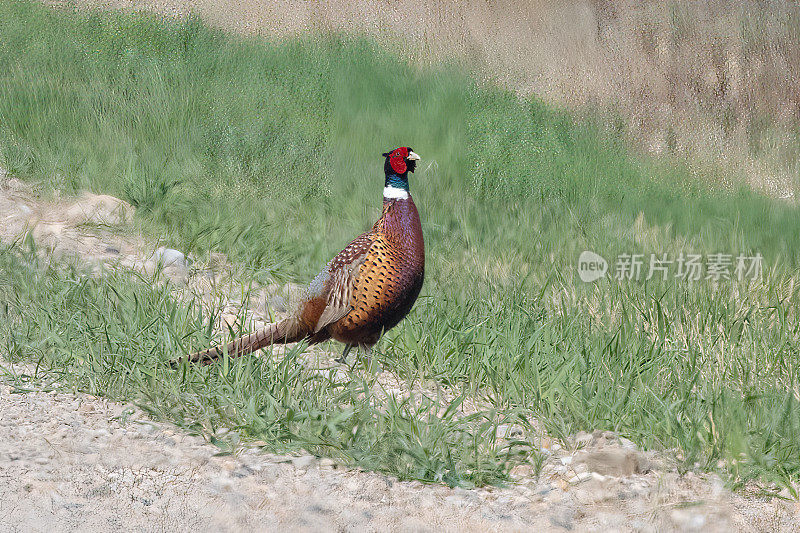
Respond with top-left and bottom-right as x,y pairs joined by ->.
389,147 -> 409,174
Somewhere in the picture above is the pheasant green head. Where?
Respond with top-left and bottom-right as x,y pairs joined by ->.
382,147 -> 421,198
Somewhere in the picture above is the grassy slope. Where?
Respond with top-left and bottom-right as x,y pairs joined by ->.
1,0 -> 800,488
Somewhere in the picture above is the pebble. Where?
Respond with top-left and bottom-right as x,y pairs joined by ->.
151,246 -> 187,268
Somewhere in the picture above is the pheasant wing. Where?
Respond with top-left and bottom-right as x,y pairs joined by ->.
310,233 -> 375,333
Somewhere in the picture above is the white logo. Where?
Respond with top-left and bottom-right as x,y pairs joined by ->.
578,251 -> 608,282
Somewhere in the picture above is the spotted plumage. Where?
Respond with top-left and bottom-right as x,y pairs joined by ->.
178,147 -> 425,365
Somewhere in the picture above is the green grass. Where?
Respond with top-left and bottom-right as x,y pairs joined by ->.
1,0 -> 800,489
0,242 -> 517,486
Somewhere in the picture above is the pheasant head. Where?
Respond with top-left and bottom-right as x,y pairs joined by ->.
382,147 -> 421,199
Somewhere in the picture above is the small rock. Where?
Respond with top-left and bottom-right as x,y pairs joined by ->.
319,458 -> 336,468
151,247 -> 187,268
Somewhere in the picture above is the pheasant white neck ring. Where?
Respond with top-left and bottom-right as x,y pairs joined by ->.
383,186 -> 409,200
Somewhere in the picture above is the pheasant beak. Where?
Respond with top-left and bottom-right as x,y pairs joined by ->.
407,150 -> 421,161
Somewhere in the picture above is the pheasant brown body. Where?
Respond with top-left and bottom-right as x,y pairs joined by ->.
180,147 -> 425,365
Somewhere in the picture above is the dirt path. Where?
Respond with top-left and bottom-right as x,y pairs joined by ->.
2,372 -> 796,533
1,177 -> 799,532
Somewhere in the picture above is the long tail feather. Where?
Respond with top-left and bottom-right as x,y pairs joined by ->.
174,317 -> 307,366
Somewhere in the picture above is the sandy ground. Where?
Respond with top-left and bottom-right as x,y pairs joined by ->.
2,174 -> 800,532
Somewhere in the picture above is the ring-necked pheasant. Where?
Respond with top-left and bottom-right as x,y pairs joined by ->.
178,147 -> 425,365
